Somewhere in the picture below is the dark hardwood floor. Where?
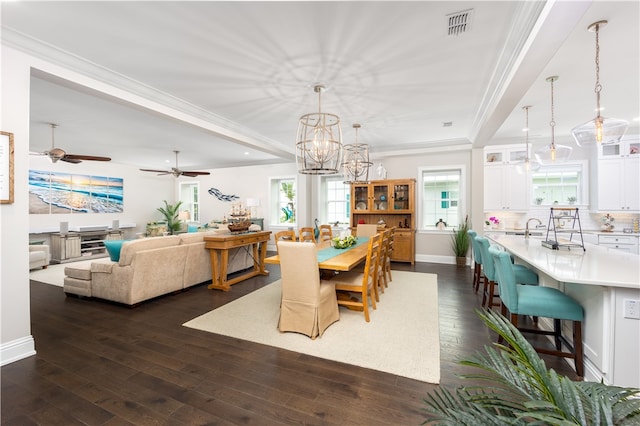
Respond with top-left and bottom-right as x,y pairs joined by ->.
2,261 -> 577,425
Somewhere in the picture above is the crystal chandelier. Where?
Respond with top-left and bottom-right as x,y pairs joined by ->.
296,85 -> 342,174
535,76 -> 572,164
571,20 -> 628,146
342,124 -> 372,184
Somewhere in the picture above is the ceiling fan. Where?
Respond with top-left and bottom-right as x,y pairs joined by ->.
140,150 -> 211,177
34,123 -> 112,163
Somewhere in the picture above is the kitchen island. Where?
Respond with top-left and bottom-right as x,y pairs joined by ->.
488,234 -> 639,387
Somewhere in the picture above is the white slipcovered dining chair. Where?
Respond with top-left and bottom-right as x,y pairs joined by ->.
277,241 -> 340,339
356,224 -> 378,237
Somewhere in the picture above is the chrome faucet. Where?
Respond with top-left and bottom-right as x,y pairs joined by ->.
525,218 -> 542,239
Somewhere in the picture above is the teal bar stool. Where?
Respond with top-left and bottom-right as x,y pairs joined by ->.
489,246 -> 584,378
475,236 -> 538,308
467,230 -> 483,292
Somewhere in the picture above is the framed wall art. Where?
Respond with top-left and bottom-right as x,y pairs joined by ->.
0,131 -> 14,204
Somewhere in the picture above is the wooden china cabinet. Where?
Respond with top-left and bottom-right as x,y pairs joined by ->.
350,178 -> 415,264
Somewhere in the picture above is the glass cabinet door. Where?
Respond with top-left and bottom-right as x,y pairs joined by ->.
600,142 -> 622,158
393,183 -> 410,210
373,184 -> 389,211
485,150 -> 503,164
508,148 -> 528,163
353,185 -> 369,211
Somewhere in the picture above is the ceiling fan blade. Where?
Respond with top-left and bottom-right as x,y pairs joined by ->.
63,154 -> 111,162
181,171 -> 211,177
60,157 -> 83,164
140,168 -> 172,174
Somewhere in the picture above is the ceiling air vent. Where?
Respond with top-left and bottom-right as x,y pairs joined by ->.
447,9 -> 473,36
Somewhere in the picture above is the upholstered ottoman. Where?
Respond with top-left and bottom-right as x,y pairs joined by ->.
63,263 -> 93,297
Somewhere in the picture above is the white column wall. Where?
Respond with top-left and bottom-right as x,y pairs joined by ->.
1,46 -> 36,364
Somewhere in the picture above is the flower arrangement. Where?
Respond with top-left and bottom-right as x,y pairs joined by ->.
331,235 -> 357,249
484,216 -> 500,225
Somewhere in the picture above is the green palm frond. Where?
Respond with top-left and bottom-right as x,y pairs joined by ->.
422,308 -> 640,425
157,200 -> 183,234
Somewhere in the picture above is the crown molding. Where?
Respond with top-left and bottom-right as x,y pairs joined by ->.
2,27 -> 294,159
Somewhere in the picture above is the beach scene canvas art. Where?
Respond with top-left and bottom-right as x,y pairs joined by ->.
29,170 -> 123,214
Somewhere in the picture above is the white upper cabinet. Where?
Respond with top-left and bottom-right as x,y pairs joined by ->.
484,145 -> 530,211
595,136 -> 640,212
484,146 -> 528,165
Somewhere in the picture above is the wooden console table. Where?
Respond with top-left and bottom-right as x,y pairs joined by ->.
204,231 -> 272,291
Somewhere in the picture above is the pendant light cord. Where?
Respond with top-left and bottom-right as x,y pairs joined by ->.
594,23 -> 602,118
549,77 -> 556,149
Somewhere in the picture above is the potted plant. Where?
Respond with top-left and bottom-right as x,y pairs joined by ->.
567,196 -> 577,205
423,309 -> 640,424
535,197 -> 544,205
157,200 -> 183,235
450,215 -> 470,268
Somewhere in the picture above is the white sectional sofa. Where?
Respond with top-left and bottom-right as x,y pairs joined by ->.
29,245 -> 50,270
63,225 -> 259,305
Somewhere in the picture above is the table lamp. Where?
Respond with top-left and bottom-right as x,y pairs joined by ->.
246,198 -> 260,218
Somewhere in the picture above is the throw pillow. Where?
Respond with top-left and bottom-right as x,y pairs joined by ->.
104,240 -> 128,262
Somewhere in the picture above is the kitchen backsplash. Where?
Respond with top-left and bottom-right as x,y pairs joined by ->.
483,209 -> 640,233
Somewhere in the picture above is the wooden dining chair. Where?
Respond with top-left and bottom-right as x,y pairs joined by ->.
383,227 -> 395,286
277,241 -> 340,339
274,230 -> 296,247
376,228 -> 391,295
298,227 -> 316,243
356,223 -> 378,237
319,224 -> 333,242
332,233 -> 381,322
489,246 -> 584,378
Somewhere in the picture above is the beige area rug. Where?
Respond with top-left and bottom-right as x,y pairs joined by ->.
183,270 -> 440,384
29,259 -> 97,287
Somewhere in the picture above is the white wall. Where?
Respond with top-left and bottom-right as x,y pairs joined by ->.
377,149 -> 474,263
196,163 -> 297,225
28,156 -> 175,238
1,46 -> 35,365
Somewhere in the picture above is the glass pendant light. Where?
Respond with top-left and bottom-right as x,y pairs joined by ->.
342,124 -> 372,184
571,20 -> 628,146
296,85 -> 343,174
517,105 -> 539,173
535,76 -> 572,164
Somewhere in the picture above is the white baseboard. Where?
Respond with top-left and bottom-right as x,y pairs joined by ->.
1,335 -> 36,366
415,254 -> 470,266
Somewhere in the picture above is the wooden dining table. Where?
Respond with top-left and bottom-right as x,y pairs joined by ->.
264,237 -> 369,271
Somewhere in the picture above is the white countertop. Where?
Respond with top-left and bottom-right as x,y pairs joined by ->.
488,235 -> 639,289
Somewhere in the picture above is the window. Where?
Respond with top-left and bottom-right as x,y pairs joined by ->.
419,166 -> 465,229
270,177 -> 297,225
179,182 -> 199,222
321,176 -> 350,224
532,162 -> 586,205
